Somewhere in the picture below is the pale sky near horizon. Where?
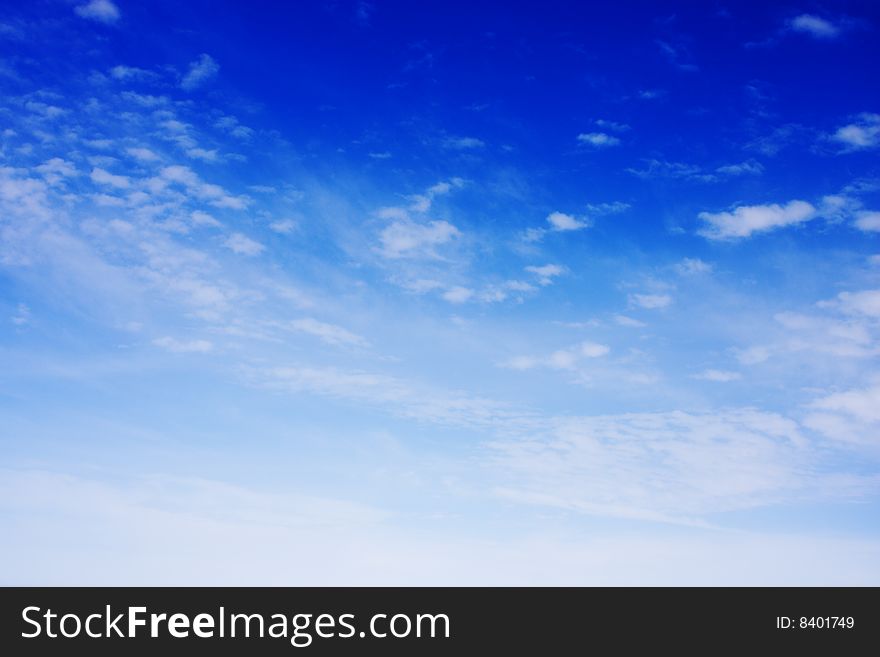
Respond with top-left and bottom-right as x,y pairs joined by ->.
1,0 -> 879,584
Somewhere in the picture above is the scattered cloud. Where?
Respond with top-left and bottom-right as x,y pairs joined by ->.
269,219 -> 297,234
830,113 -> 880,152
11,303 -> 30,326
630,293 -> 672,309
655,40 -> 698,72
594,119 -> 630,132
584,201 -> 630,216
443,136 -> 484,150
805,384 -> 880,447
378,220 -> 460,259
855,211 -> 880,232
546,211 -> 588,232
158,165 -> 248,209
488,408 -> 825,520
126,147 -> 160,162
788,14 -> 841,39
614,314 -> 645,328
289,318 -> 368,347
90,167 -> 130,189
152,336 -> 213,353
525,264 -> 565,286
223,232 -> 265,256
74,0 -> 120,24
698,200 -> 816,240
825,290 -> 880,318
693,369 -> 741,382
502,341 -> 610,371
215,116 -> 254,140
181,54 -> 219,91
715,160 -> 764,176
577,132 -> 620,148
675,258 -> 712,275
35,158 -> 77,185
628,159 -> 762,182
109,65 -> 154,81
442,286 -> 474,304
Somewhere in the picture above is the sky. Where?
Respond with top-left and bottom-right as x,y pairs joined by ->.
1,0 -> 879,585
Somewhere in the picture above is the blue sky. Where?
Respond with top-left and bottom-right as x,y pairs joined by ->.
1,0 -> 879,584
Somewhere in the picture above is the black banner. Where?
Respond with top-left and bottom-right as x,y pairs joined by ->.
1,587 -> 876,653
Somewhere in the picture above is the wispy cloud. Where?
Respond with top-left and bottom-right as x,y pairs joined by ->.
693,369 -> 741,382
289,318 -> 368,347
443,136 -> 484,150
629,293 -> 672,309
698,200 -> 816,240
525,264 -> 565,286
74,0 -> 120,24
153,336 -> 213,353
577,132 -> 620,148
181,54 -> 219,91
224,232 -> 265,256
501,341 -> 610,371
788,14 -> 841,39
377,220 -> 460,259
830,113 -> 880,152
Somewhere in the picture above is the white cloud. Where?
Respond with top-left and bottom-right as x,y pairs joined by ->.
698,200 -> 816,239
407,177 -> 464,214
584,201 -> 630,216
158,165 -> 248,209
805,384 -> 880,447
74,0 -> 120,24
629,159 -> 761,182
181,54 -> 219,91
223,233 -> 264,256
35,158 -> 76,185
789,14 -> 840,39
614,314 -> 645,328
628,159 -> 705,180
90,167 -> 130,189
442,286 -> 474,304
11,303 -> 30,326
215,116 -> 254,140
109,65 -> 153,80
378,220 -> 460,258
736,345 -> 772,365
269,219 -> 297,234
525,264 -> 564,286
675,257 -> 712,275
3,468 -> 878,585
368,152 -> 391,159
831,290 -> 880,317
152,336 -> 213,353
715,160 -> 764,176
502,341 -> 610,371
443,136 -> 484,150
187,147 -> 218,162
594,119 -> 630,132
831,114 -> 880,151
577,132 -> 620,147
855,211 -> 880,232
488,408 -> 834,520
546,211 -> 588,232
630,293 -> 672,309
289,318 -> 368,347
580,341 -> 611,358
190,211 -> 221,228
126,147 -> 160,162
693,369 -> 741,382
